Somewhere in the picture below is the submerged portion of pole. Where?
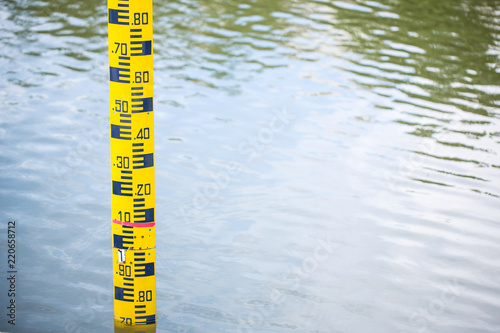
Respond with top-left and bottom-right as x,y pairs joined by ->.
107,0 -> 156,328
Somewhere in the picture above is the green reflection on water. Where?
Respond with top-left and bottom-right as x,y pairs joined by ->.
332,0 -> 499,119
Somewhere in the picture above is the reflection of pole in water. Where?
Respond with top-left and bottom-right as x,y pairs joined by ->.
107,0 -> 156,328
115,322 -> 157,333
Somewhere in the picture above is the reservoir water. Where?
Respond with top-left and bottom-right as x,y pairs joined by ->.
0,0 -> 499,332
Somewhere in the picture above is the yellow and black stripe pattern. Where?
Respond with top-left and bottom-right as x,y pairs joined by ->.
108,0 -> 156,328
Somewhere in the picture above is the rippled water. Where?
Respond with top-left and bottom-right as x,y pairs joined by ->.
1,0 -> 499,332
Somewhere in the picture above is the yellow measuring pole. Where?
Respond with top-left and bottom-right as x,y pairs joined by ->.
107,0 -> 156,329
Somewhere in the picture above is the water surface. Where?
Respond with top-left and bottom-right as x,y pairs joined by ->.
0,0 -> 499,332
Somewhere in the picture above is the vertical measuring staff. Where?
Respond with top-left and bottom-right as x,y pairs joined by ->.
108,0 -> 156,329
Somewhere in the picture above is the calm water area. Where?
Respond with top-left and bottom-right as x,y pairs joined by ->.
0,0 -> 499,332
